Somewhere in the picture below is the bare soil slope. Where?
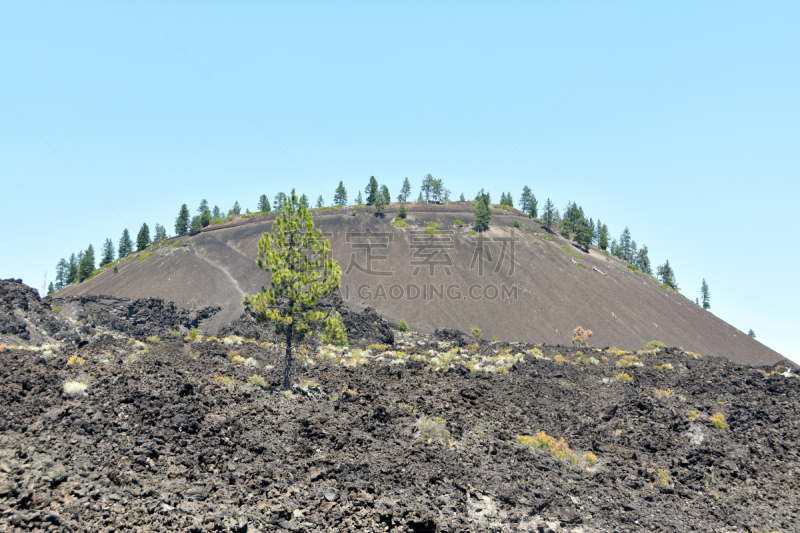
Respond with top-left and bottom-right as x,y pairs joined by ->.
53,203 -> 787,367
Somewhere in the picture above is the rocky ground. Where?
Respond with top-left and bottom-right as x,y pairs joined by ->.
0,279 -> 799,532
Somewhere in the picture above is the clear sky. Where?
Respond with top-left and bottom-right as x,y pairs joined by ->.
2,1 -> 798,362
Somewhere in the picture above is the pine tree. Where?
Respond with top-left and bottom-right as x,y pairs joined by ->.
298,194 -> 309,208
190,216 -> 202,233
380,184 -> 390,206
474,189 -> 491,205
542,198 -> 555,230
258,194 -> 270,213
618,227 -> 633,262
175,204 -> 190,235
748,329 -> 756,338
100,238 -> 115,267
598,224 -> 609,250
610,239 -> 619,257
459,193 -> 465,202
136,223 -> 151,251
316,195 -> 324,208
365,176 -> 379,205
505,191 -> 514,208
416,191 -> 423,202
657,260 -> 679,291
593,219 -> 601,244
355,191 -> 363,205
212,205 -> 222,219
374,188 -> 388,215
242,189 -> 343,390
334,181 -> 348,206
421,174 -> 435,202
229,201 -> 242,216
399,177 -> 411,202
200,210 -> 211,227
274,192 -> 287,211
118,229 -> 133,258
154,223 -> 167,242
79,245 -> 95,282
636,245 -> 652,275
398,205 -> 407,219
500,192 -> 507,206
519,186 -> 537,217
198,199 -> 209,216
474,195 -> 491,232
701,279 -> 710,310
47,282 -> 55,295
55,258 -> 69,289
574,217 -> 593,251
67,253 -> 79,284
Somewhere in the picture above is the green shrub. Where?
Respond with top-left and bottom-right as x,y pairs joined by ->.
391,218 -> 408,228
147,335 -> 161,344
171,330 -> 181,337
647,340 -> 667,350
514,220 -> 520,228
576,263 -> 587,269
561,245 -> 582,259
137,252 -> 154,261
417,417 -> 450,442
711,412 -> 728,430
626,263 -> 640,273
453,219 -> 464,227
491,336 -> 498,343
399,318 -> 409,332
249,374 -> 266,387
471,327 -> 482,339
113,265 -> 118,273
398,205 -> 407,219
533,218 -> 543,224
63,381 -> 88,396
423,227 -> 441,235
427,221 -> 442,228
468,230 -> 477,236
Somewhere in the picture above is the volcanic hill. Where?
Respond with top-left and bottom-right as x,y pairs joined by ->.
52,202 -> 787,368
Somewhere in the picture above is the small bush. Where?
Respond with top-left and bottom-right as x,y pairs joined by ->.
654,363 -> 673,370
687,410 -> 699,421
711,412 -> 728,430
453,219 -> 464,227
647,340 -> 667,350
626,263 -> 640,273
171,330 -> 181,337
652,469 -> 671,488
147,335 -> 161,344
468,229 -> 477,236
53,307 -> 62,312
572,326 -> 593,347
391,218 -> 409,228
423,227 -> 441,235
137,252 -> 154,261
561,245 -> 582,260
67,355 -> 86,365
686,351 -> 703,359
64,381 -> 87,396
399,318 -> 409,332
185,328 -> 201,341
516,432 -> 592,467
471,327 -> 482,339
398,205 -> 407,219
214,375 -> 235,390
427,221 -> 442,228
554,354 -> 568,363
576,263 -> 587,269
655,388 -> 673,397
575,356 -> 599,365
229,350 -> 246,363
249,374 -> 266,387
417,417 -> 450,442
616,372 -> 633,382
244,357 -> 258,368
514,220 -> 520,228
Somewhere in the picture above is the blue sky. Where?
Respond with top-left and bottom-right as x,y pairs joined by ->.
1,1 -> 798,361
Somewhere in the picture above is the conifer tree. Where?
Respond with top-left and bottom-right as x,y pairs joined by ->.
154,223 -> 167,242
474,188 -> 491,205
748,329 -> 756,338
374,189 -> 388,216
100,238 -> 115,267
459,193 -> 465,202
574,217 -> 593,251
701,279 -> 711,310
298,194 -> 309,208
542,198 -> 555,230
243,189 -> 344,390
618,227 -> 633,262
47,282 -> 55,295
79,245 -> 95,281
380,184 -> 390,206
55,258 -> 69,289
258,194 -> 270,213
198,199 -> 209,216
636,245 -> 652,275
593,219 -> 601,244
229,201 -> 242,216
519,186 -> 537,217
136,223 -> 151,251
355,191 -> 363,205
190,216 -> 202,233
316,195 -> 324,208
175,204 -> 190,235
399,177 -> 411,202
118,229 -> 133,258
421,174 -> 435,202
334,181 -> 348,206
474,195 -> 491,232
598,224 -> 609,250
274,192 -> 287,211
365,176 -> 379,205
416,191 -> 423,202
398,205 -> 407,219
200,210 -> 211,227
500,192 -> 507,206
657,260 -> 679,291
212,205 -> 222,219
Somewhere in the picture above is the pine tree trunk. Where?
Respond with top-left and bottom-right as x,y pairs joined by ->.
283,320 -> 294,391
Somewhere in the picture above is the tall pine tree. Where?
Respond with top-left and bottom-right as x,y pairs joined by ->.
79,245 -> 95,282
657,260 -> 679,291
136,223 -> 151,251
399,177 -> 411,202
118,229 -> 133,258
701,279 -> 711,309
365,176 -> 379,205
474,195 -> 491,232
542,198 -> 555,230
598,224 -> 609,250
228,201 -> 242,216
154,223 -> 167,242
334,182 -> 348,206
316,195 -> 324,208
175,204 -> 190,235
55,258 -> 69,289
258,194 -> 270,213
100,238 -> 115,267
